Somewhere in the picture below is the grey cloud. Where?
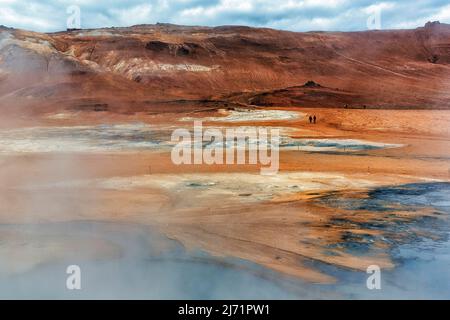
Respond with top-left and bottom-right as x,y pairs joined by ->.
0,0 -> 449,32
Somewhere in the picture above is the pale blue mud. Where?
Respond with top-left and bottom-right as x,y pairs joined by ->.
281,138 -> 403,152
0,124 -> 402,154
317,182 -> 450,299
0,182 -> 448,299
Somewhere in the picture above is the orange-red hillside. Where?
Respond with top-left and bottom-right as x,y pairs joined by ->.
1,21 -> 450,116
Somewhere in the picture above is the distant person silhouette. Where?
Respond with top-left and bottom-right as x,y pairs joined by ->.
313,115 -> 316,124
309,115 -> 312,123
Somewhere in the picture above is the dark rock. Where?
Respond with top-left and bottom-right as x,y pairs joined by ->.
301,80 -> 322,88
145,40 -> 170,52
428,54 -> 439,64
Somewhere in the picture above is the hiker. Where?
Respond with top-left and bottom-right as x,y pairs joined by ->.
309,115 -> 312,123
313,115 -> 316,124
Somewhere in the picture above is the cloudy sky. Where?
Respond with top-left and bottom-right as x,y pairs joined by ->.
0,0 -> 449,32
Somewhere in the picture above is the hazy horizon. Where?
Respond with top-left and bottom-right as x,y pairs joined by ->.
1,20 -> 447,34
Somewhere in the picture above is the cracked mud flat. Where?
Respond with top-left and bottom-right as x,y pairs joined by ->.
0,107 -> 449,299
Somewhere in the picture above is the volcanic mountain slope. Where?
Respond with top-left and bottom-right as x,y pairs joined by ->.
1,21 -> 450,116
